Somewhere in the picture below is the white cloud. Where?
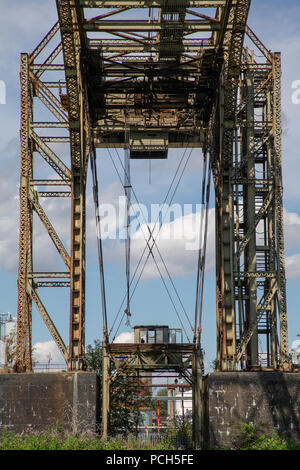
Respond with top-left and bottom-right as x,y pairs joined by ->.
86,181 -> 124,244
103,208 -> 215,281
291,340 -> 300,352
32,340 -> 65,365
285,254 -> 300,279
113,332 -> 134,343
284,208 -> 300,249
283,208 -> 300,279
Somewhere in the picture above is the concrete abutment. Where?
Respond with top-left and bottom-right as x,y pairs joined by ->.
204,372 -> 300,448
0,371 -> 299,448
0,372 -> 100,433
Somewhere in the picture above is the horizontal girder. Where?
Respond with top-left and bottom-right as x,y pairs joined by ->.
83,19 -> 221,32
88,38 -> 215,52
79,0 -> 226,6
60,0 -> 233,140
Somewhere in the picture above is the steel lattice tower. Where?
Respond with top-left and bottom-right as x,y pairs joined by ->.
16,0 -> 290,384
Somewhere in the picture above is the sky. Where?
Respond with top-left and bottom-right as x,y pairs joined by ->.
0,0 -> 300,369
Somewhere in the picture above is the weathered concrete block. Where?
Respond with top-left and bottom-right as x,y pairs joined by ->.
204,372 -> 300,448
0,372 -> 100,433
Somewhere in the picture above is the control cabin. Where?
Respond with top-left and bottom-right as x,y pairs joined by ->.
134,325 -> 183,345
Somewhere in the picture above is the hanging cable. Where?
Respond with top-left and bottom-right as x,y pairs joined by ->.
90,144 -> 108,340
194,152 -> 207,341
107,145 -> 194,340
198,154 -> 212,341
194,149 -> 212,346
124,111 -> 132,327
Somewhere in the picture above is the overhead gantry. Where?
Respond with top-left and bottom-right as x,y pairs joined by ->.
16,0 -> 290,390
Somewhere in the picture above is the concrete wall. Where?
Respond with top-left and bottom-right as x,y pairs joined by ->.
1,370 -> 300,447
0,372 -> 100,433
204,372 -> 300,449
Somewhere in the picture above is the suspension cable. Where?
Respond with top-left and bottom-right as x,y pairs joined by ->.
107,145 -> 194,338
94,139 -> 210,345
124,112 -> 132,327
194,149 -> 212,346
194,152 -> 208,340
90,144 -> 108,339
111,145 -> 192,329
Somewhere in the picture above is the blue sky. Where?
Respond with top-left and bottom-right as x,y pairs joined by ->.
0,1 -> 300,367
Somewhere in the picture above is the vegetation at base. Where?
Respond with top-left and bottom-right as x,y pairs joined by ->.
86,340 -> 149,436
228,423 -> 300,451
0,427 -> 178,450
0,422 -> 300,450
167,415 -> 193,449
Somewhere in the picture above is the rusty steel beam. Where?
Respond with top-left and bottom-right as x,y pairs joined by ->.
83,19 -> 221,32
79,0 -> 226,6
56,0 -> 88,371
16,54 -> 33,373
17,18 -> 76,372
214,0 -> 251,371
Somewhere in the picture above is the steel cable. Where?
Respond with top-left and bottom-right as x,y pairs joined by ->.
107,145 -> 195,340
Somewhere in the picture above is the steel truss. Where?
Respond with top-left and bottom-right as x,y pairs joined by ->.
16,0 -> 289,390
101,340 -> 203,444
214,31 -> 290,372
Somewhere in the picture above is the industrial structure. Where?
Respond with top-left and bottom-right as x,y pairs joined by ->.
0,314 -> 17,369
15,0 -> 291,446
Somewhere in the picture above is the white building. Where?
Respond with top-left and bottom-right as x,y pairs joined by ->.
0,340 -> 5,368
174,389 -> 192,417
167,386 -> 193,418
0,314 -> 17,369
291,340 -> 300,366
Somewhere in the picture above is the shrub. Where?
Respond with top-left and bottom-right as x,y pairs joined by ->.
231,423 -> 300,451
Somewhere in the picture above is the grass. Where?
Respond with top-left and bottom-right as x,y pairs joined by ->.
0,428 -> 179,451
0,424 -> 299,450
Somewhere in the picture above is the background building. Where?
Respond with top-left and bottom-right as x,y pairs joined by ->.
0,313 -> 17,370
291,339 -> 300,366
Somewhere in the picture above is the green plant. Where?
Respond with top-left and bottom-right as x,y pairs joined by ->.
86,340 -> 146,436
231,423 -> 300,451
0,429 -> 179,450
166,414 -> 193,449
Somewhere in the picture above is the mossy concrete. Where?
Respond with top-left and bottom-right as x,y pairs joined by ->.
0,372 -> 100,433
204,372 -> 300,448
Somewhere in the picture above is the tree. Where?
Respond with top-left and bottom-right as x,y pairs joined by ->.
86,340 -> 148,436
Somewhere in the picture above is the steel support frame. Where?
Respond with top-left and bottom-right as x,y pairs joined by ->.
101,341 -> 203,447
16,56 -> 70,370
16,0 -> 290,379
214,0 -> 251,371
16,5 -> 88,370
213,17 -> 290,370
16,54 -> 33,372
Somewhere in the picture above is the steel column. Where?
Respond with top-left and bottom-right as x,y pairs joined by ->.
102,340 -> 110,439
192,348 -> 203,448
243,64 -> 258,367
16,54 -> 33,372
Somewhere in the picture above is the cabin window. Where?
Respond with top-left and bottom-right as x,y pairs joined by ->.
148,329 -> 155,344
140,329 -> 147,343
